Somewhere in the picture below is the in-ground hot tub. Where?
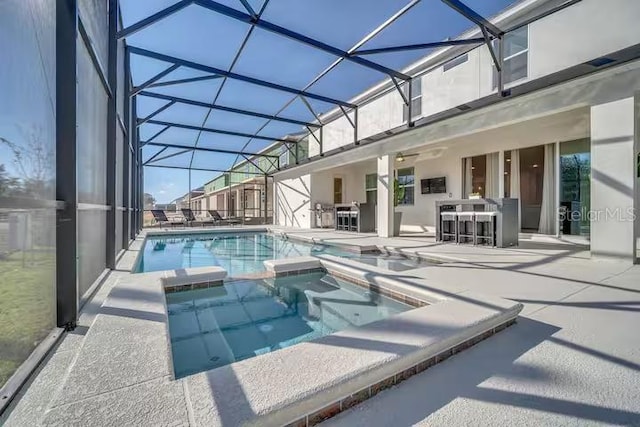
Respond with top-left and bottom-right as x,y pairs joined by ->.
165,271 -> 420,378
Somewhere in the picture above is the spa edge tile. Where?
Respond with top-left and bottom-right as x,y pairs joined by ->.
370,375 -> 396,397
307,401 -> 341,426
436,348 -> 454,363
341,388 -> 371,411
192,282 -> 208,290
395,365 -> 417,384
416,356 -> 437,373
284,417 -> 308,427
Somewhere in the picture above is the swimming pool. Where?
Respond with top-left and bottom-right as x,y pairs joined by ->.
135,232 -> 432,275
166,272 -> 411,378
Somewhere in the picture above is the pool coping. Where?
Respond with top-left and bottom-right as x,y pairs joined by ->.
40,229 -> 523,426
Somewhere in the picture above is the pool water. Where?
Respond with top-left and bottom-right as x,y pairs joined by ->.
135,232 -> 433,275
166,272 -> 411,377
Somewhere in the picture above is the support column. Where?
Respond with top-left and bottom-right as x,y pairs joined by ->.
498,150 -> 505,198
56,0 -> 78,329
377,154 -> 395,238
263,175 -> 268,223
105,0 -> 118,269
130,95 -> 137,239
122,48 -> 131,249
590,97 -> 639,262
554,141 -> 561,237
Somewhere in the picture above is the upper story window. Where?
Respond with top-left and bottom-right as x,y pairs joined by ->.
396,167 -> 415,205
365,173 -> 377,193
279,145 -> 289,168
493,25 -> 528,88
402,78 -> 422,122
443,53 -> 469,72
365,173 -> 377,204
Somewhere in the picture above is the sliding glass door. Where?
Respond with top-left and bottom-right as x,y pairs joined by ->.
519,146 -> 545,232
560,139 -> 591,237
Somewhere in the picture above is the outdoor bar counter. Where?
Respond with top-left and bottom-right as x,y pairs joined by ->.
334,202 -> 375,233
435,198 -> 519,247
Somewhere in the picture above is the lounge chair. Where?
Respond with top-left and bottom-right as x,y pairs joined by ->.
151,210 -> 184,227
208,210 -> 241,226
181,208 -> 214,227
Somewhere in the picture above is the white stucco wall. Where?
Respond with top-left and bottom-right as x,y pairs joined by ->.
309,161 -> 375,206
528,0 -> 640,80
358,90 -> 405,140
590,97 -> 638,261
274,174 -> 312,228
314,0 -> 639,155
422,45 -> 497,118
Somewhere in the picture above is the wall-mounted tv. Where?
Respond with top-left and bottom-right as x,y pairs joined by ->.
421,177 -> 446,194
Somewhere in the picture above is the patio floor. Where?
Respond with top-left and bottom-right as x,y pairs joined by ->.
2,227 -> 639,426
277,229 -> 639,426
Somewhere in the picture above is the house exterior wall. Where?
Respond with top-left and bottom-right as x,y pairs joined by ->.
528,0 -> 640,80
274,175 -> 311,228
311,0 -> 640,156
270,0 -> 640,263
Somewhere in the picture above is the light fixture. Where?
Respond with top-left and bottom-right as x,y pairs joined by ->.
396,152 -> 405,162
506,158 -> 511,162
532,164 -> 539,168
471,166 -> 475,170
504,171 -> 509,175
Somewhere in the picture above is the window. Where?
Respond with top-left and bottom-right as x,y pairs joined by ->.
493,26 -> 528,88
365,173 -> 377,205
297,138 -> 309,161
443,53 -> 468,72
279,145 -> 289,167
463,155 -> 487,197
396,168 -> 415,205
402,78 -> 422,122
333,177 -> 343,204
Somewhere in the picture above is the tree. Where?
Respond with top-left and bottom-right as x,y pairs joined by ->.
0,127 -> 55,198
0,164 -> 20,196
393,178 -> 406,207
143,193 -> 156,209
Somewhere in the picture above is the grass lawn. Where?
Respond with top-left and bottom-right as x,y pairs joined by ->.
0,250 -> 55,387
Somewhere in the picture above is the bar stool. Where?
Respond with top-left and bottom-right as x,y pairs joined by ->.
440,212 -> 457,242
337,210 -> 348,230
475,211 -> 497,246
349,210 -> 358,231
457,212 -> 476,244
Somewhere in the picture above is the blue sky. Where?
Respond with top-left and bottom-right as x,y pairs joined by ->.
122,0 -> 518,203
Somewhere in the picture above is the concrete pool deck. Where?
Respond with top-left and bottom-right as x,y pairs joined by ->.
2,226 -> 640,426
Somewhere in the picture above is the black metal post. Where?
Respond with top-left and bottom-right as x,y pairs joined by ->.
106,0 -> 118,269
131,95 -> 138,237
354,106 -> 359,145
56,0 -> 78,330
408,78 -> 414,127
263,174 -> 268,224
138,141 -> 143,232
497,36 -> 505,95
122,47 -> 131,249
